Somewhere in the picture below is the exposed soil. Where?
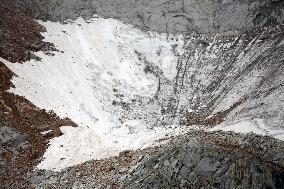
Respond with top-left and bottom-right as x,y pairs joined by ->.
0,3 -> 77,188
0,62 -> 77,189
0,1 -> 53,63
181,99 -> 245,127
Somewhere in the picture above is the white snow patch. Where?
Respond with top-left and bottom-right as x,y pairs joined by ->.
41,130 -> 52,135
2,16 -> 184,171
210,119 -> 284,141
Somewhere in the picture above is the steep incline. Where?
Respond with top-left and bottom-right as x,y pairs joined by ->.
2,17 -> 185,170
3,15 -> 284,172
6,0 -> 284,33
0,2 -> 77,187
1,0 -> 284,188
30,131 -> 284,189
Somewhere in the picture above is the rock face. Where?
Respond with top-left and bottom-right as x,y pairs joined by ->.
123,132 -> 284,189
104,24 -> 284,134
14,0 -> 283,132
0,127 -> 29,168
29,131 -> 284,189
16,0 -> 284,33
4,2 -> 284,133
0,62 -> 77,188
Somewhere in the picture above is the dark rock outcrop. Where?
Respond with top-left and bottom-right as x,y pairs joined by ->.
7,0 -> 284,33
28,131 -> 284,189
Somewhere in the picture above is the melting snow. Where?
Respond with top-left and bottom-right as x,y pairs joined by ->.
2,15 -> 283,171
2,16 -> 184,171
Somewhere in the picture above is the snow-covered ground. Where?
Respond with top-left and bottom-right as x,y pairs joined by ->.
2,16 -> 185,171
210,119 -> 284,141
2,15 -> 284,171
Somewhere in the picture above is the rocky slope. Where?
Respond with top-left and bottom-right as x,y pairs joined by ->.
0,62 -> 76,188
49,0 -> 284,33
7,0 -> 284,33
0,0 -> 284,188
0,2 -> 77,188
29,131 -> 284,188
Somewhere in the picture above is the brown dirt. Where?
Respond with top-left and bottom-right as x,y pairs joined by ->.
0,62 -> 78,188
181,99 -> 245,127
0,1 -> 53,63
0,3 -> 77,188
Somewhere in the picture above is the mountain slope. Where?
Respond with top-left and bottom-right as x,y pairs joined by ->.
3,15 -> 284,172
0,0 -> 284,188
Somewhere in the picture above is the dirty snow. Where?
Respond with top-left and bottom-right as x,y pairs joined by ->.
210,119 -> 284,141
3,15 -> 283,172
2,16 -> 184,171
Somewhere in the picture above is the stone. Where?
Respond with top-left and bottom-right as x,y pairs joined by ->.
179,166 -> 190,178
194,157 -> 219,177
